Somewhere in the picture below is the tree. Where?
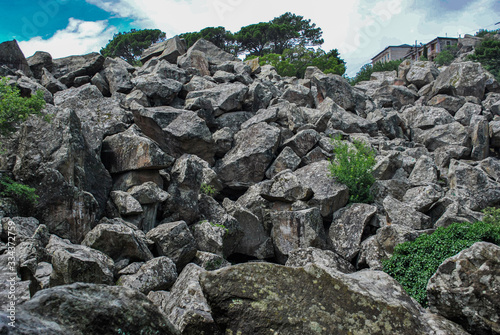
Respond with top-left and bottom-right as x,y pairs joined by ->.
180,26 -> 237,54
100,29 -> 166,65
434,45 -> 458,66
469,36 -> 500,80
235,12 -> 324,56
253,46 -> 345,78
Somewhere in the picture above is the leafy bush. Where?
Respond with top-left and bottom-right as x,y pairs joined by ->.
382,209 -> 500,307
0,175 -> 38,205
468,36 -> 500,81
434,45 -> 459,66
328,135 -> 376,203
0,77 -> 46,135
200,183 -> 217,196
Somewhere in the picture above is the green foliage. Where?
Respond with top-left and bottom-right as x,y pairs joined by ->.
434,45 -> 459,66
0,175 -> 38,205
475,29 -> 499,38
382,210 -> 500,307
100,29 -> 166,65
205,257 -> 224,271
235,12 -> 323,56
200,219 -> 228,233
328,135 -> 376,203
180,26 -> 237,54
469,36 -> 500,81
254,46 -> 345,78
0,77 -> 46,135
200,183 -> 218,196
348,60 -> 403,86
422,45 -> 428,60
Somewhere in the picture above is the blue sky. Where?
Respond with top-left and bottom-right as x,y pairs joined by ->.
1,0 -> 499,76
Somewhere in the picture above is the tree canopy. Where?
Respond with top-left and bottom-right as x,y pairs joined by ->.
100,29 -> 166,65
469,35 -> 500,80
180,26 -> 237,54
252,46 -> 345,78
235,12 -> 324,56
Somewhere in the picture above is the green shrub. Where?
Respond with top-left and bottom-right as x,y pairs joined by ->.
0,77 -> 46,135
0,175 -> 38,205
200,183 -> 217,196
382,209 -> 500,307
468,36 -> 500,81
434,45 -> 459,66
328,135 -> 376,203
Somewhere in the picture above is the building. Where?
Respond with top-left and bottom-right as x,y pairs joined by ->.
371,44 -> 413,65
404,37 -> 458,61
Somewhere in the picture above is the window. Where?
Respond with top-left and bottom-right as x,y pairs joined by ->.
446,41 -> 451,46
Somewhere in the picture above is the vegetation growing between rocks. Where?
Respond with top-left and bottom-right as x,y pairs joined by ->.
328,135 -> 376,203
468,35 -> 500,81
382,208 -> 500,307
0,76 -> 45,205
434,44 -> 459,66
200,183 -> 218,196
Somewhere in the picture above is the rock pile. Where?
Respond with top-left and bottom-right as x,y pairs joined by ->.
0,37 -> 499,334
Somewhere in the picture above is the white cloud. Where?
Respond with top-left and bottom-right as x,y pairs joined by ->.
18,18 -> 117,58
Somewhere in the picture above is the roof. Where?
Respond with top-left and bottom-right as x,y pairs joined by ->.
371,44 -> 412,60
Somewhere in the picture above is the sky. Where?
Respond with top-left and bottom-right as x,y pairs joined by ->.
1,0 -> 499,76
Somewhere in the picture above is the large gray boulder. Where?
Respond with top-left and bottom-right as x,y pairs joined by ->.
12,283 -> 178,335
186,82 -> 248,116
154,264 -> 217,335
294,161 -> 349,218
179,38 -> 236,66
406,61 -> 439,89
285,247 -> 355,274
311,72 -> 367,112
10,107 -> 111,242
81,220 -> 154,262
271,207 -> 329,264
433,61 -> 490,99
0,40 -> 32,76
46,235 -> 115,286
132,73 -> 183,106
27,51 -> 53,79
216,122 -> 280,188
102,125 -> 174,174
52,52 -> 104,87
200,263 -> 468,334
328,203 -> 377,262
146,221 -> 197,269
141,35 -> 187,64
383,196 -> 431,230
102,57 -> 134,94
117,256 -> 177,294
428,242 -> 500,335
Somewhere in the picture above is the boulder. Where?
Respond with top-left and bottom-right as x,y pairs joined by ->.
155,264 -> 217,334
52,52 -> 104,87
110,190 -> 143,215
0,40 -> 32,76
46,235 -> 115,286
177,50 -> 210,76
146,221 -> 197,269
282,129 -> 320,157
408,155 -> 438,185
186,82 -> 248,116
81,220 -> 154,262
141,35 -> 187,64
27,51 -> 53,79
294,161 -> 349,218
260,170 -> 313,203
270,207 -> 329,264
402,105 -> 454,130
222,199 -> 273,259
448,159 -> 500,211
132,73 -> 183,106
413,122 -> 471,152
357,224 -> 422,270
285,247 -> 355,273
372,85 -> 419,109
102,57 -> 134,94
216,122 -> 280,188
403,184 -> 444,213
328,203 -> 377,262
428,242 -> 500,335
117,256 -> 177,294
165,155 -> 203,224
490,120 -> 500,148
383,196 -> 432,230
41,68 -> 67,94
427,94 -> 465,115
454,102 -> 482,126
282,84 -> 313,107
11,107 -> 112,242
433,61 -> 489,99
200,263 -> 469,334
265,146 -> 302,179
322,98 -> 378,135
15,283 -> 178,335
192,251 -> 231,271
180,38 -> 236,66
312,72 -> 366,112
470,115 -> 490,161
405,61 -> 439,89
